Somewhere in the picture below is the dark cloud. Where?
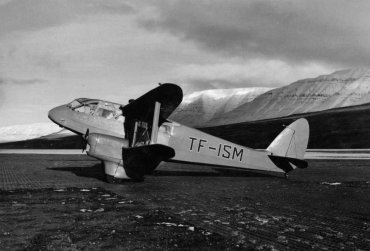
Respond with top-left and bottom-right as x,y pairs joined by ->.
0,0 -> 134,36
140,0 -> 370,67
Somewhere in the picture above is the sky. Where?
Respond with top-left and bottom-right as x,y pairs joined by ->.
1,0 -> 370,126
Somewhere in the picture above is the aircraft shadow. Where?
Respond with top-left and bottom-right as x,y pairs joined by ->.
153,168 -> 277,178
48,164 -> 277,181
47,163 -> 106,182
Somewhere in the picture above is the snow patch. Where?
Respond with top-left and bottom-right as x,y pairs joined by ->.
182,87 -> 272,104
171,87 -> 272,127
0,123 -> 71,143
321,182 -> 342,186
208,68 -> 370,126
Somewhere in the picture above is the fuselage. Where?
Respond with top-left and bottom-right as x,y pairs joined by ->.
48,98 -> 124,138
48,98 -> 284,174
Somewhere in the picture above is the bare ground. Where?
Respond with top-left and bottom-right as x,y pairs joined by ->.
0,154 -> 370,250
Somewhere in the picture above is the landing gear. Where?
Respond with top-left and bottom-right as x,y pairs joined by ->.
284,173 -> 289,179
106,174 -> 120,184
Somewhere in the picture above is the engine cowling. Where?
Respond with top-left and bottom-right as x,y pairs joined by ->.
87,133 -> 128,163
87,133 -> 175,182
87,133 -> 134,181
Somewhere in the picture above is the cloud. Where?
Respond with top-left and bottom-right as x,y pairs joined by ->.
140,0 -> 370,67
0,77 -> 47,85
0,77 -> 46,109
0,0 -> 359,126
0,0 -> 134,37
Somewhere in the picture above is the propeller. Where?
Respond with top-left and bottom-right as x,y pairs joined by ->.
82,128 -> 89,152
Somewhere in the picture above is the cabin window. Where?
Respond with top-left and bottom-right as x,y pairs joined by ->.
159,123 -> 172,135
68,100 -> 82,109
68,99 -> 123,121
74,106 -> 85,113
116,115 -> 124,122
103,109 -> 114,119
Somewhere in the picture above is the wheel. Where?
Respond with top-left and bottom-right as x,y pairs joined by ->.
106,174 -> 119,184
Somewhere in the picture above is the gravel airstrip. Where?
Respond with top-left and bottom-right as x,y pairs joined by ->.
0,154 -> 369,250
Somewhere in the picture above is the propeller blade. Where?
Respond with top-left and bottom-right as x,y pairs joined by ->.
82,128 -> 89,152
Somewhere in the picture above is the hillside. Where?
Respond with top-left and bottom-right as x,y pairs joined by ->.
170,87 -> 271,127
170,68 -> 370,127
202,103 -> 370,149
207,68 -> 370,126
0,123 -> 68,143
0,133 -> 82,149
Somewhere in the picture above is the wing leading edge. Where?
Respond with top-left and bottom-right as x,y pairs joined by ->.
120,83 -> 183,126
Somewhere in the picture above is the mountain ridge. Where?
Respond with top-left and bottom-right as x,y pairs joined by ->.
189,68 -> 370,126
170,87 -> 271,127
0,123 -> 72,143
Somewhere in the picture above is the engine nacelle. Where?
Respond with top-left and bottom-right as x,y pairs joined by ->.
86,133 -> 174,182
87,133 -> 128,163
87,133 -> 134,181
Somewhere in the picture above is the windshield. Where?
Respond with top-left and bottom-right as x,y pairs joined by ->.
68,99 -> 124,121
68,100 -> 83,109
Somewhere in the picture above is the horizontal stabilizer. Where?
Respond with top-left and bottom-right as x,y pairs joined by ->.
268,155 -> 308,173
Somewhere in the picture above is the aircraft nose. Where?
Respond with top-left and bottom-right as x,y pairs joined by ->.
48,105 -> 67,126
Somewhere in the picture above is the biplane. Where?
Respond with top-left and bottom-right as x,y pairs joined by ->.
48,83 -> 309,182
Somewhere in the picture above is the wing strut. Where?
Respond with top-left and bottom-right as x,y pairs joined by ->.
150,101 -> 161,144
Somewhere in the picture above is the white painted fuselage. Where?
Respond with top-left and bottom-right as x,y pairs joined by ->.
158,121 -> 283,173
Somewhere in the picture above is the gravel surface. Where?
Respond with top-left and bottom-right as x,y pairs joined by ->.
0,154 -> 369,250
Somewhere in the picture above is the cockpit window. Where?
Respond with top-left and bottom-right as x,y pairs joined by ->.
95,108 -> 114,119
68,99 -> 123,121
68,100 -> 82,109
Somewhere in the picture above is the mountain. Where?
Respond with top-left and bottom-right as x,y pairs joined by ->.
208,68 -> 370,126
202,103 -> 370,149
169,87 -> 271,127
0,123 -> 72,143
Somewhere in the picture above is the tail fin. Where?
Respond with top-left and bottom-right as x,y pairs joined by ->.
267,118 -> 309,160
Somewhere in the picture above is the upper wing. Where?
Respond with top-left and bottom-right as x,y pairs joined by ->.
120,83 -> 183,125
